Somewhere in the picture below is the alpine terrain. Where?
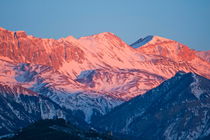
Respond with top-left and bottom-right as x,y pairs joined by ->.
95,72 -> 210,140
0,27 -> 210,139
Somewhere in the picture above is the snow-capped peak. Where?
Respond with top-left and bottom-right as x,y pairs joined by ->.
149,35 -> 172,44
93,32 -> 115,37
79,32 -> 117,41
61,35 -> 80,45
64,35 -> 77,41
133,35 -> 198,62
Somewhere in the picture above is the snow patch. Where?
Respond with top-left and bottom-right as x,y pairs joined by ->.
190,73 -> 204,99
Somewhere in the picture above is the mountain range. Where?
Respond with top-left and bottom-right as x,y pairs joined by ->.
0,27 -> 210,140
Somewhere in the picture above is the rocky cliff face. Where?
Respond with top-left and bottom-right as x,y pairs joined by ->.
0,27 -> 85,69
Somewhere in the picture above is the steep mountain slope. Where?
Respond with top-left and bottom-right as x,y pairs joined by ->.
0,59 -> 123,123
0,27 -> 85,70
0,83 -> 85,135
95,72 -> 210,140
1,28 -> 210,101
1,27 -> 210,80
0,27 -> 210,133
133,35 -> 195,61
132,35 -> 210,79
76,69 -> 165,100
196,50 -> 210,63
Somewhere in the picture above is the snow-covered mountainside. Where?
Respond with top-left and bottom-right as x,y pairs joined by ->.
1,27 -> 210,100
132,35 -> 210,79
0,27 -> 210,136
0,59 -> 123,124
0,83 -> 85,135
134,35 -> 196,60
76,69 -> 165,100
94,72 -> 210,140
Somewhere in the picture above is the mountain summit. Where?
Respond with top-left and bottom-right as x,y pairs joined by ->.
130,35 -> 170,48
131,35 -> 197,60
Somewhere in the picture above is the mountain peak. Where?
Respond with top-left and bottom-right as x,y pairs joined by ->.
79,32 -> 116,41
150,35 -> 172,43
91,32 -> 115,37
62,35 -> 78,43
130,35 -> 171,48
132,35 -> 196,61
78,31 -> 131,50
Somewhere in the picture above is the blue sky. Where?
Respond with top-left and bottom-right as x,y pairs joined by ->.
0,0 -> 210,50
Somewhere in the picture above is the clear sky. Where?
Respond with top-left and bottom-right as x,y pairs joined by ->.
0,0 -> 210,50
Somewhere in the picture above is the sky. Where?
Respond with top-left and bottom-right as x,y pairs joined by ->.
0,0 -> 210,51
